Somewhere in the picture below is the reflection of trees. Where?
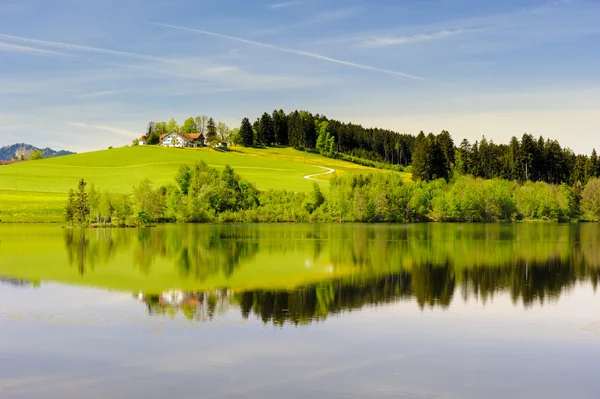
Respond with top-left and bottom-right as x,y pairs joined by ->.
168,225 -> 260,281
62,225 -> 260,280
63,228 -> 123,275
59,223 -> 600,326
461,256 -> 600,306
234,256 -> 600,325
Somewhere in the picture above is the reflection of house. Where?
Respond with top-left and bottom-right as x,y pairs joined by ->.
138,289 -> 231,322
139,135 -> 147,145
160,132 -> 205,148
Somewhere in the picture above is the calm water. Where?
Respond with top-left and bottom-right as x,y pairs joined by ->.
1,223 -> 599,399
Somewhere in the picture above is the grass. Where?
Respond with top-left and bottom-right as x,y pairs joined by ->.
0,145 -> 409,223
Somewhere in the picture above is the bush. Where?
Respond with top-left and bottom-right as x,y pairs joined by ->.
582,178 -> 600,220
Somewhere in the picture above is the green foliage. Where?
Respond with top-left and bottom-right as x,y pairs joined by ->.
239,117 -> 254,147
217,121 -> 230,141
258,112 -> 274,146
175,164 -> 192,195
206,118 -> 217,144
98,190 -> 114,225
147,130 -> 160,145
88,183 -> 100,224
74,179 -> 90,226
132,138 -> 140,146
166,118 -> 179,133
411,132 -> 451,182
29,150 -> 44,161
229,127 -> 242,146
582,178 -> 600,220
181,117 -> 197,133
65,189 -> 76,225
316,121 -> 335,156
111,194 -> 133,225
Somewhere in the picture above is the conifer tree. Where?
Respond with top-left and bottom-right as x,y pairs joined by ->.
75,179 -> 90,226
239,118 -> 254,147
259,112 -> 274,146
206,118 -> 217,144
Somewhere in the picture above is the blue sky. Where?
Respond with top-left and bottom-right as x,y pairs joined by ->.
0,0 -> 598,153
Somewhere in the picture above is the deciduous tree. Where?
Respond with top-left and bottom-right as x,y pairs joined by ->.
181,117 -> 197,133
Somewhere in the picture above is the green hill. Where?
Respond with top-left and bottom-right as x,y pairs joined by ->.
0,145 -> 403,223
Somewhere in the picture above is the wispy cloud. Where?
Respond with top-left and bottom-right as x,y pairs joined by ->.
310,7 -> 359,24
152,22 -> 424,80
360,29 -> 470,47
77,90 -> 118,99
0,41 -> 64,55
0,33 -> 329,91
67,122 -> 138,138
268,1 -> 301,9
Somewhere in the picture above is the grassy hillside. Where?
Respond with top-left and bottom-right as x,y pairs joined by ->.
0,145 -> 406,223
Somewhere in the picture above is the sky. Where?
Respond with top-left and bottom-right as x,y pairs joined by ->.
0,0 -> 599,154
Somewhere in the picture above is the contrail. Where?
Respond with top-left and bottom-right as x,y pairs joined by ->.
0,33 -> 159,61
152,22 -> 424,80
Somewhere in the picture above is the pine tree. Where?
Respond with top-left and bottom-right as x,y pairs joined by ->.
206,118 -> 217,144
586,149 -> 599,179
259,112 -> 274,146
520,134 -> 535,181
288,111 -> 301,149
411,132 -> 427,181
75,179 -> 90,226
239,118 -> 254,147
272,109 -> 288,145
436,130 -> 455,174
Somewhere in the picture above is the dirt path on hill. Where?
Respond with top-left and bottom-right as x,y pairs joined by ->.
303,165 -> 336,181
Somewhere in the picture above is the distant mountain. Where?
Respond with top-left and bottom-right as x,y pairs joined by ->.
0,143 -> 75,161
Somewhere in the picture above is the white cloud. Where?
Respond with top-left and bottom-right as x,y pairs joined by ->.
360,29 -> 469,47
77,90 -> 118,99
67,122 -> 138,138
268,1 -> 301,9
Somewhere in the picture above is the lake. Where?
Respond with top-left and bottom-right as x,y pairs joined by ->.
1,223 -> 599,398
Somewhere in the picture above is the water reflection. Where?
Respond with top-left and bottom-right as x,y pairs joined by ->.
2,224 -> 599,325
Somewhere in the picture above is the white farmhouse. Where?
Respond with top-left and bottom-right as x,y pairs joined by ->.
160,132 -> 204,148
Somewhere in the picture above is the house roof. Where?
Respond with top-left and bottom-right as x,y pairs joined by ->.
181,133 -> 202,141
139,135 -> 147,141
160,132 -> 204,141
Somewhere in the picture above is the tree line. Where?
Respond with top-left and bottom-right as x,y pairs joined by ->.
64,163 -> 600,227
237,110 -> 416,167
138,111 -> 598,188
411,132 -> 600,185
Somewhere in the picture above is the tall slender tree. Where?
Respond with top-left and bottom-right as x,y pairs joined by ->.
259,112 -> 274,146
239,117 -> 254,147
206,118 -> 217,144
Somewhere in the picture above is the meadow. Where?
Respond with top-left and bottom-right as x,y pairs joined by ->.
0,145 -> 398,223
